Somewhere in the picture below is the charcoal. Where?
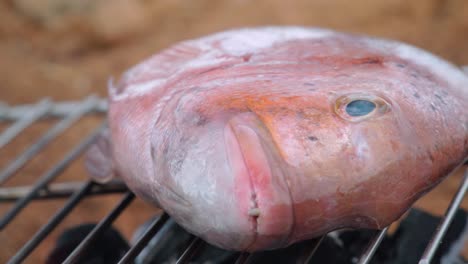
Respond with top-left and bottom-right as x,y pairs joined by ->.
46,223 -> 129,264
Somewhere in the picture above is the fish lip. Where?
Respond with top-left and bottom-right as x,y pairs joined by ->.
225,114 -> 295,251
224,122 -> 259,250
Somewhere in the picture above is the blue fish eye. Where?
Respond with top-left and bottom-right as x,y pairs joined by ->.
345,100 -> 376,117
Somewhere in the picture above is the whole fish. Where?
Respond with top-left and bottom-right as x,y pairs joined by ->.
86,27 -> 468,251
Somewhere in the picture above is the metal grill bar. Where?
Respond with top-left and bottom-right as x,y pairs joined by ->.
235,252 -> 252,264
233,235 -> 324,264
176,237 -> 204,264
0,96 -> 100,185
419,168 -> 468,264
7,181 -> 95,264
0,98 -> 107,121
302,235 -> 325,263
0,123 -> 105,230
118,212 -> 170,264
357,227 -> 388,264
0,99 -> 51,149
0,180 -> 127,202
63,192 -> 135,264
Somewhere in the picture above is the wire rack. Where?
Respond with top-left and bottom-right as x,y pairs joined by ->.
0,96 -> 467,264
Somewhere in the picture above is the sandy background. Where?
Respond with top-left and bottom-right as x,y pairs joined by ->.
0,0 -> 467,262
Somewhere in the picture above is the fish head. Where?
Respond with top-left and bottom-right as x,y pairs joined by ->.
160,57 -> 466,250
107,27 -> 468,251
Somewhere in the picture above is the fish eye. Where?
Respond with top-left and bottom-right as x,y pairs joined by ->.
335,94 -> 389,122
345,100 -> 376,116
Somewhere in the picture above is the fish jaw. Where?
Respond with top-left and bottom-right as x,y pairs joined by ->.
225,113 -> 294,251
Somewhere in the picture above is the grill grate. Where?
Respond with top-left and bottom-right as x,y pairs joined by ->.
0,97 -> 466,264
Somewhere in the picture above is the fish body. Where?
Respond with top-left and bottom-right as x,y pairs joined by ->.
86,27 -> 468,251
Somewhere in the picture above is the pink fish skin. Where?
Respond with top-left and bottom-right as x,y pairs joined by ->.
86,27 -> 468,251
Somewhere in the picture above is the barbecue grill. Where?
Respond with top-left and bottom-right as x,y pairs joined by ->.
0,97 -> 467,264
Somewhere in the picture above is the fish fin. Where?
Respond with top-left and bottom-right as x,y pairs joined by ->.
85,128 -> 116,183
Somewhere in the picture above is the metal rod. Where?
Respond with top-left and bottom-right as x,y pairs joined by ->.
0,96 -> 99,185
302,235 -> 325,263
0,123 -> 105,230
62,192 -> 135,264
0,99 -> 51,149
0,98 -> 107,121
176,237 -> 203,264
419,168 -> 468,264
234,252 -> 252,264
7,181 -> 94,264
118,213 -> 170,264
0,180 -> 127,202
357,227 -> 388,264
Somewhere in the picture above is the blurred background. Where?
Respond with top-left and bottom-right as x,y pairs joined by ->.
0,0 -> 468,262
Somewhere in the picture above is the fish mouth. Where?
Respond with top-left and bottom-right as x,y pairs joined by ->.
225,113 -> 294,251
